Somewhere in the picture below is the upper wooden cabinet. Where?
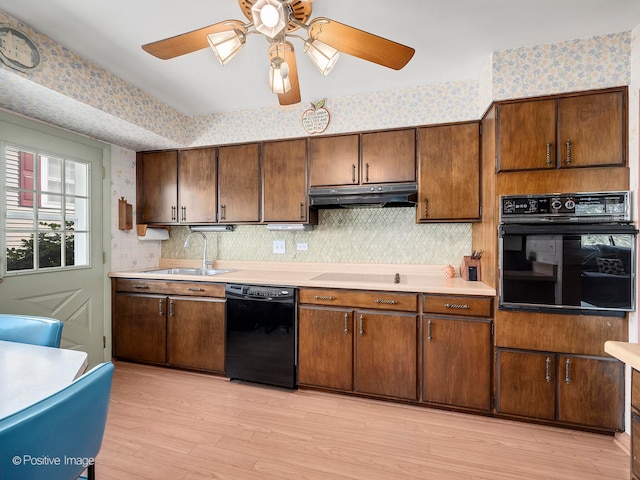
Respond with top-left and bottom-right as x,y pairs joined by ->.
178,148 -> 217,224
218,143 -> 261,223
263,139 -> 313,223
360,129 -> 416,184
497,89 -> 626,172
137,148 -> 217,224
417,122 -> 481,222
137,150 -> 178,224
309,129 -> 416,187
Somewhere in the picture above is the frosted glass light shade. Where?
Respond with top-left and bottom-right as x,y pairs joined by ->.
251,0 -> 287,38
268,57 -> 291,94
304,38 -> 339,76
207,29 -> 246,65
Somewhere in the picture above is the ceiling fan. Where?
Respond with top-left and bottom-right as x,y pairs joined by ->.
142,0 -> 415,106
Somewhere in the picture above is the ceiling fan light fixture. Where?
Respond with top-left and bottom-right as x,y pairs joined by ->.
304,37 -> 339,76
252,0 -> 287,38
207,27 -> 246,65
268,56 -> 291,94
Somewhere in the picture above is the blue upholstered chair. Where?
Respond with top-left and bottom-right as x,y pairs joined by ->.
0,362 -> 115,480
0,314 -> 63,348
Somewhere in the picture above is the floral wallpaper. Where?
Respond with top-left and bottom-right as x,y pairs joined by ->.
109,147 -> 160,271
0,8 -> 634,270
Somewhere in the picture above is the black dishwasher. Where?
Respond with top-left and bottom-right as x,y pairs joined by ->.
225,284 -> 296,389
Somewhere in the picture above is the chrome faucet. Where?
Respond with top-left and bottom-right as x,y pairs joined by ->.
184,231 -> 208,270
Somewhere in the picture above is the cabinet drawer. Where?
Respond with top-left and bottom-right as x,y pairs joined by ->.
299,288 -> 418,312
115,278 -> 225,297
423,295 -> 493,317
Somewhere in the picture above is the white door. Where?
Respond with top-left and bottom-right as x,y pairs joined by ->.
0,116 -> 107,367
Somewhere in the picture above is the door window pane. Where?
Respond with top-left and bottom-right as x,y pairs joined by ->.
4,145 -> 91,273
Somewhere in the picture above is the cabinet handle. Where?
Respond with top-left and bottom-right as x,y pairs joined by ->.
351,164 -> 356,183
314,295 -> 335,301
344,313 -> 349,335
374,299 -> 398,305
171,205 -> 177,222
158,299 -> 164,316
423,198 -> 429,218
365,163 -> 370,182
546,141 -> 552,166
359,314 -> 364,336
132,284 -> 149,289
545,356 -> 552,383
299,202 -> 304,219
565,140 -> 572,165
169,299 -> 174,317
220,204 -> 226,220
427,319 -> 433,343
188,287 -> 204,292
565,358 -> 572,384
181,206 -> 186,222
444,303 -> 470,310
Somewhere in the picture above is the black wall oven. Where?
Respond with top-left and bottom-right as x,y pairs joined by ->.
499,191 -> 637,316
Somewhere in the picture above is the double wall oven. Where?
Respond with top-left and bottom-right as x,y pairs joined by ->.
499,191 -> 637,316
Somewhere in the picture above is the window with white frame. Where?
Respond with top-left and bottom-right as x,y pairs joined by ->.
4,144 -> 90,272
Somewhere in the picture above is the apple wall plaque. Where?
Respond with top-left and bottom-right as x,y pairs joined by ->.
302,99 -> 330,134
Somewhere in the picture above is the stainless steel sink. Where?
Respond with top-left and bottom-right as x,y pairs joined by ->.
146,268 -> 234,276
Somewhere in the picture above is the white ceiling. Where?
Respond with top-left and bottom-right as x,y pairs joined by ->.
2,0 -> 640,117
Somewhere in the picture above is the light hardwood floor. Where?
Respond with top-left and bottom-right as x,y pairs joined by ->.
98,362 -> 629,480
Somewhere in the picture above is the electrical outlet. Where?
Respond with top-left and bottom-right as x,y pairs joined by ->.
296,243 -> 308,251
273,240 -> 286,254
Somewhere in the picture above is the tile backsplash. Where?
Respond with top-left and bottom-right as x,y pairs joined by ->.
161,209 -> 471,266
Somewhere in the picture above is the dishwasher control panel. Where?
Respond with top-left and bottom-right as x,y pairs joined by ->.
225,283 -> 295,300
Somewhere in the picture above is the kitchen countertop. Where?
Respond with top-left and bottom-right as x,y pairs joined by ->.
605,341 -> 640,370
109,260 -> 496,296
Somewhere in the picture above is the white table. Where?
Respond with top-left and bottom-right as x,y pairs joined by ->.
0,339 -> 88,419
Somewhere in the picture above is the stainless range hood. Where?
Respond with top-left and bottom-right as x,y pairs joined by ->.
309,184 -> 418,208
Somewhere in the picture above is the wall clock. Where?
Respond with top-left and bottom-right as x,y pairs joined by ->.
0,24 -> 41,72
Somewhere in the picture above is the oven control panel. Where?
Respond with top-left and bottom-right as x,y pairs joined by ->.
500,191 -> 630,223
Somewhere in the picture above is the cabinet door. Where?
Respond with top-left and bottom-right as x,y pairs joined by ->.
114,293 -> 167,364
417,122 -> 480,221
497,100 -> 557,172
138,151 -> 178,223
496,349 -> 555,420
178,148 -> 217,223
218,143 -> 261,222
633,410 -> 640,479
263,139 -> 308,222
557,355 -> 623,430
167,297 -> 226,372
355,310 -> 417,400
557,91 -> 625,168
361,129 -> 415,184
423,317 -> 491,410
309,135 -> 359,186
298,306 -> 353,391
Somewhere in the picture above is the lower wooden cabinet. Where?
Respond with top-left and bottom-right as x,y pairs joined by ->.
298,306 -> 354,391
423,316 -> 492,410
496,348 -> 624,430
422,294 -> 493,411
167,297 -> 225,372
632,369 -> 640,480
114,293 -> 167,364
298,288 -> 419,401
112,279 -> 226,373
355,310 -> 417,399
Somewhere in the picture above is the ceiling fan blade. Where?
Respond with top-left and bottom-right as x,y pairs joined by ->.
142,20 -> 242,60
309,17 -> 415,70
275,43 -> 301,106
